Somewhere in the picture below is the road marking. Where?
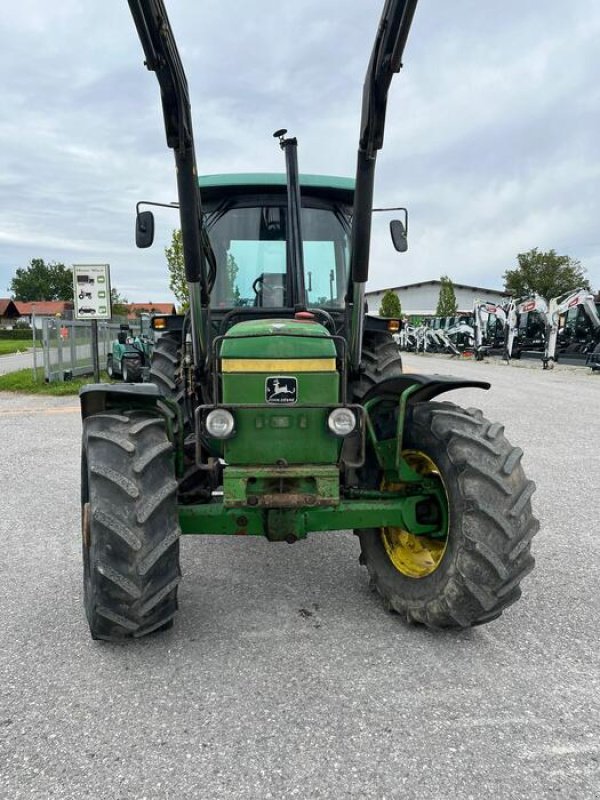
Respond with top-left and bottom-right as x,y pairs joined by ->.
0,406 -> 79,417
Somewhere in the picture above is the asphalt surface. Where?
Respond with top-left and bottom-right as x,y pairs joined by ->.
0,350 -> 34,376
0,342 -> 107,377
0,353 -> 598,799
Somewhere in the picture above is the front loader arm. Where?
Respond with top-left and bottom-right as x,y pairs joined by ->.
349,0 -> 419,371
128,0 -> 208,364
128,0 -> 192,152
358,0 -> 419,160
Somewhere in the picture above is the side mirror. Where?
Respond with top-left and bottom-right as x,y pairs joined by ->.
136,210 -> 155,249
390,219 -> 408,253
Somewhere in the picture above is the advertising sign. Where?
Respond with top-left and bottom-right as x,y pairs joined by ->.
73,264 -> 112,320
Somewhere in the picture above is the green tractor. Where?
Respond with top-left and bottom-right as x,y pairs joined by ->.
79,0 -> 538,640
106,321 -> 153,383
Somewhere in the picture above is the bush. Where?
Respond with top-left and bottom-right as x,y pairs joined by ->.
0,328 -> 35,340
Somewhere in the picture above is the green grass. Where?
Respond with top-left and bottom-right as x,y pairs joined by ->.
0,368 -> 111,396
0,340 -> 38,355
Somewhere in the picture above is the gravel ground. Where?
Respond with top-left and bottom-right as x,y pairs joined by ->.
0,354 -> 598,800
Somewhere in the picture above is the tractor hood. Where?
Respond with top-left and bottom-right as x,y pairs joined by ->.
220,319 -> 336,359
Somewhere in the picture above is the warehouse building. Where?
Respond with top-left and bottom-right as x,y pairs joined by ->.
366,280 -> 509,318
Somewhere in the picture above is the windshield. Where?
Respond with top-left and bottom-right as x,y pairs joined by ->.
207,203 -> 349,309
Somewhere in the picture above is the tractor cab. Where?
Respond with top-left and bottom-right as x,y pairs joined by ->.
200,173 -> 353,320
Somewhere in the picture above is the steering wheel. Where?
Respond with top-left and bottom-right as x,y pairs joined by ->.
252,275 -> 286,307
252,276 -> 264,296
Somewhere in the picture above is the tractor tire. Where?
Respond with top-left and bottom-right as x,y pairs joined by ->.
356,401 -> 538,629
81,410 -> 181,640
150,332 -> 183,399
352,331 -> 403,402
106,355 -> 115,379
149,332 -> 188,435
122,357 -> 143,383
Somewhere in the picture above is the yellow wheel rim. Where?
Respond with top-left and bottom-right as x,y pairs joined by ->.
381,450 -> 448,579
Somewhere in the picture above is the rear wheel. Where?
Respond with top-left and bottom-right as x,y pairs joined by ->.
352,331 -> 403,402
149,332 -> 188,435
81,410 -> 181,640
357,401 -> 538,628
150,332 -> 183,400
106,355 -> 114,378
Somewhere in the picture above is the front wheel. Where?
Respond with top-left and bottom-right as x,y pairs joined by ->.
357,401 -> 538,628
81,410 -> 181,640
106,355 -> 114,379
122,357 -> 143,383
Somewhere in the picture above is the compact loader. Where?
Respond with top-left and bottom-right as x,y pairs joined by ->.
79,0 -> 538,640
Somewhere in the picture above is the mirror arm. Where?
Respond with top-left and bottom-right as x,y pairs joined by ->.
372,206 -> 408,236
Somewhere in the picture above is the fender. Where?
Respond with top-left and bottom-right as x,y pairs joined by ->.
361,373 -> 490,406
80,383 -> 184,475
79,382 -> 163,420
361,374 -> 490,472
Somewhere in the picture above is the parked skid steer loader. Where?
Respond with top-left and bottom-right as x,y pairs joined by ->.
79,0 -> 538,640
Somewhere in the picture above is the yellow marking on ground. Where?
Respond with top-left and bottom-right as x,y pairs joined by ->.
0,406 -> 79,417
222,358 -> 336,373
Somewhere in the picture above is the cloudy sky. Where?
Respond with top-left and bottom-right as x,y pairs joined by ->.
1,1 -> 599,303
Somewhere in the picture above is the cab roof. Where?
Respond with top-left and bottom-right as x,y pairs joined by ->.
198,173 -> 355,206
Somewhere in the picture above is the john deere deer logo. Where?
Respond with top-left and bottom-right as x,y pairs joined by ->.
266,376 -> 297,404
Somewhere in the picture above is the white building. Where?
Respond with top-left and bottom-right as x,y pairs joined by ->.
366,280 -> 509,318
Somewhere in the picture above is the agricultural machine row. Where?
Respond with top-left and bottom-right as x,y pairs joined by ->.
397,289 -> 600,370
78,0 -> 539,641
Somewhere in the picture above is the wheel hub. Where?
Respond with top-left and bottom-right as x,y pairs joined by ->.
381,450 -> 448,579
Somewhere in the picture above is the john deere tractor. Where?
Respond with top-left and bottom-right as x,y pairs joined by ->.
79,0 -> 538,640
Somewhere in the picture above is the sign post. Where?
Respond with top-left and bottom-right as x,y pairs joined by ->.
72,264 -> 112,382
90,321 -> 100,383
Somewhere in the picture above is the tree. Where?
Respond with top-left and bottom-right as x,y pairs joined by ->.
503,248 -> 590,299
436,275 -> 458,316
379,289 -> 402,318
111,288 -> 129,318
9,258 -> 73,301
165,229 -> 188,309
226,253 -> 240,305
165,229 -> 240,308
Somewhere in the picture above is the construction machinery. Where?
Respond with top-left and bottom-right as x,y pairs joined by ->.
79,0 -> 538,640
445,317 -> 475,353
544,288 -> 600,368
504,294 -> 549,361
472,301 -> 509,360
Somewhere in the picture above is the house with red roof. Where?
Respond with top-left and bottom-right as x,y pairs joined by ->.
13,301 -> 74,325
0,299 -> 21,328
124,302 -> 177,319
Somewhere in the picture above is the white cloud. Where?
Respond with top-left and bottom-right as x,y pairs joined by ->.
1,0 -> 599,300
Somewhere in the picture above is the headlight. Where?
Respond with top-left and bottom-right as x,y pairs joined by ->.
327,407 -> 357,437
205,408 -> 235,439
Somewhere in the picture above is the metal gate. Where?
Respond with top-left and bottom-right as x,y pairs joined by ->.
41,318 -> 142,382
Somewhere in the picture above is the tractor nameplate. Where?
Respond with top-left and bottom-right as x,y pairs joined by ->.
265,376 -> 297,404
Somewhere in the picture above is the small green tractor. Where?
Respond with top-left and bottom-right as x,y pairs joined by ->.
79,0 -> 538,640
106,321 -> 152,383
